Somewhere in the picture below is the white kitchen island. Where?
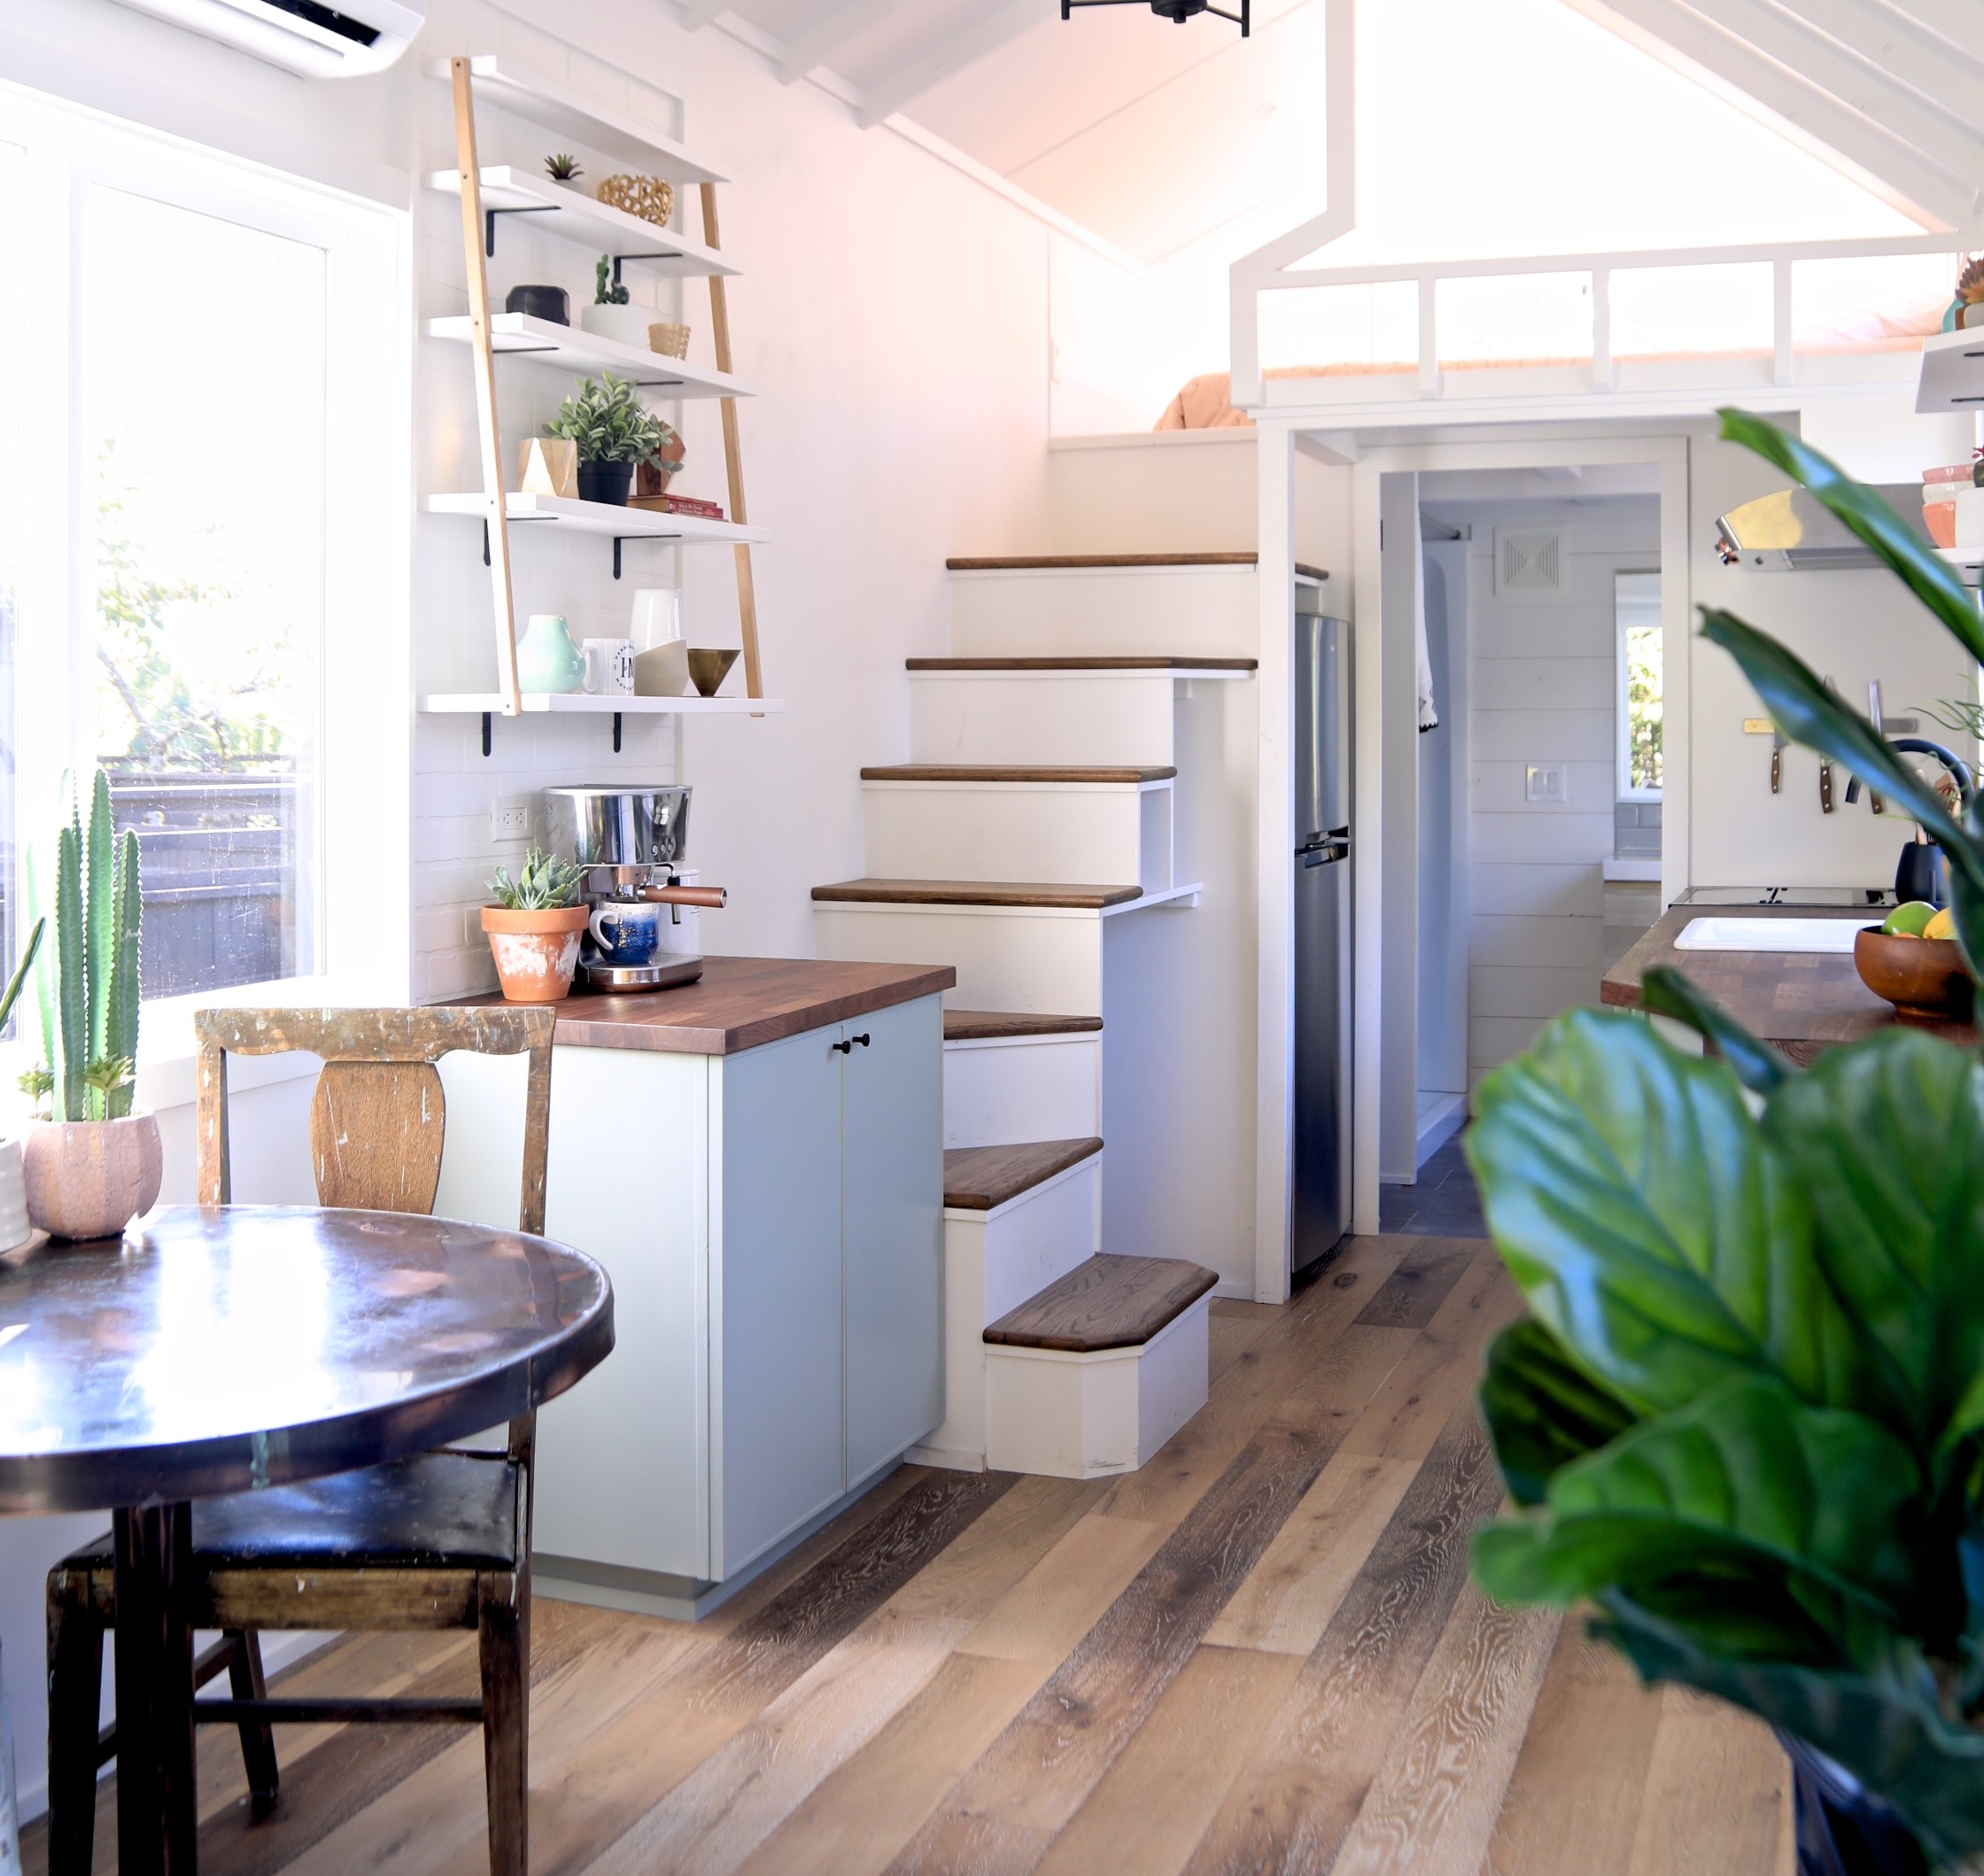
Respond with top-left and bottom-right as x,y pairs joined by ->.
446,957 -> 953,1620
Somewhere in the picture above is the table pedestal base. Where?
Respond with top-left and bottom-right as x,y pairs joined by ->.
112,1503 -> 196,1875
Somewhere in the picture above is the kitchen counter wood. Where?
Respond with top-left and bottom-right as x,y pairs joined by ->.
1602,903 -> 1975,1061
811,879 -> 1143,910
860,764 -> 1177,784
461,955 -> 955,1057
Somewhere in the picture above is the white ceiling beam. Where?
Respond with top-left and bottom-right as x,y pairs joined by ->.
1558,0 -> 1978,229
856,0 -> 1058,129
1776,0 -> 1984,100
676,0 -> 730,30
779,0 -> 909,81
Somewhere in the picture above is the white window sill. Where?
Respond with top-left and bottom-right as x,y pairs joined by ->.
1603,857 -> 1662,883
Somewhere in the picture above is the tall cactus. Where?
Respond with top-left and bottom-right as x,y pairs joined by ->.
35,771 -> 143,1122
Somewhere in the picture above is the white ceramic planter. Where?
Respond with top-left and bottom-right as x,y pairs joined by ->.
579,301 -> 661,350
22,1112 -> 164,1241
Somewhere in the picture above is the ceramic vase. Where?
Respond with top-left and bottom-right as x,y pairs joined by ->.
516,615 -> 585,694
579,301 -> 659,349
482,905 -> 588,1003
517,437 -> 579,500
22,1112 -> 164,1242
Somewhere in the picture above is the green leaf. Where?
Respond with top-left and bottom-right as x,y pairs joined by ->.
1477,1319 -> 1638,1507
1474,1376 -> 1919,1625
1763,1028 -> 1984,1459
1637,964 -> 1794,1096
1466,1008 -> 1869,1418
1596,1594 -> 1984,1870
0,917 -> 45,1039
1718,408 -> 1984,666
84,769 -> 112,1074
1949,793 -> 1984,980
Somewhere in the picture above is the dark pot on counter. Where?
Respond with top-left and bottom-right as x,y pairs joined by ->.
576,460 -> 634,506
1779,1733 -> 1929,1876
505,283 -> 570,324
1895,840 -> 1947,909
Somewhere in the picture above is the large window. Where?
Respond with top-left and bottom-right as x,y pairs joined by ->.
0,86 -> 406,1046
1616,570 -> 1662,800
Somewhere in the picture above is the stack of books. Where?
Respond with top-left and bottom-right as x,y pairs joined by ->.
629,492 -> 727,520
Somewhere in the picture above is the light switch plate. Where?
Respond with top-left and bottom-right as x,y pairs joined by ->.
1525,763 -> 1567,804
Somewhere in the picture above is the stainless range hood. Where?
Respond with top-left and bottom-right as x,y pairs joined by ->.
1715,485 -> 1927,570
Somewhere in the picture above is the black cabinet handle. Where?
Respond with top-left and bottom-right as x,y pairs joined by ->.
852,1033 -> 871,1048
831,1039 -> 852,1055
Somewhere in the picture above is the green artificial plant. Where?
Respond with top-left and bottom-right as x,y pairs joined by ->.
1466,412 -> 1984,1872
593,253 -> 630,306
543,372 -> 676,468
544,152 -> 584,182
24,771 -> 141,1122
487,849 -> 583,911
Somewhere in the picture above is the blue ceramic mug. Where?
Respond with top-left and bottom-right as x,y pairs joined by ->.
587,900 -> 662,965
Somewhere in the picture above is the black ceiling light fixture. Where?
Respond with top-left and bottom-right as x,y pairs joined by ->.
1060,0 -> 1250,35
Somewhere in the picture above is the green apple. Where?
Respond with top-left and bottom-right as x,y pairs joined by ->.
1881,900 -> 1939,936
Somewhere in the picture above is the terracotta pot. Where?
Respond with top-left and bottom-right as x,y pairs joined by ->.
482,904 -> 588,1003
22,1112 -> 164,1242
1853,926 -> 1974,1021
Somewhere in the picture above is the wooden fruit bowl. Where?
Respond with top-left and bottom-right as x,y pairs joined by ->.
1854,927 -> 1975,1020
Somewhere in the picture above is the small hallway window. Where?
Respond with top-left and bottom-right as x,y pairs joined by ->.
1616,570 -> 1662,800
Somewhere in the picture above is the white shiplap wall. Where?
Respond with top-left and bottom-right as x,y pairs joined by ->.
1456,496 -> 1659,1095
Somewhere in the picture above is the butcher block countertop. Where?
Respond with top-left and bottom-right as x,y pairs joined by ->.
1602,903 -> 1974,1061
464,956 -> 956,1057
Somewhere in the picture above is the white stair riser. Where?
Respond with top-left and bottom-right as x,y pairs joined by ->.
983,1295 -> 1211,1479
943,1033 -> 1101,1148
949,565 -> 1258,661
910,672 -> 1176,767
814,903 -> 1104,1015
863,781 -> 1171,893
906,1159 -> 1101,1472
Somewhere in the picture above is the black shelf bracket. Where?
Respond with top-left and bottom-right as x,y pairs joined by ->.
481,711 -> 492,757
611,251 -> 686,285
484,204 -> 557,256
612,712 -> 624,754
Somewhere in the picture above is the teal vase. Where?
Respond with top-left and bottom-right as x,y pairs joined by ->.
516,614 -> 584,694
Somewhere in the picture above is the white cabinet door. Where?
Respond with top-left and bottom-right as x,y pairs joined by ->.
714,1026 -> 845,1576
841,995 -> 944,1483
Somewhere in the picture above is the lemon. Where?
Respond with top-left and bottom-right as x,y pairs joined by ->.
1925,907 -> 1957,942
1882,900 -> 1939,936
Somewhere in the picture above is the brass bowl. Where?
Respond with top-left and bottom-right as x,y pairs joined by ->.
686,648 -> 740,698
1853,926 -> 1974,1020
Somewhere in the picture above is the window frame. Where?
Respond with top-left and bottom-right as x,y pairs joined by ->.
1615,568 -> 1663,804
0,81 -> 411,1099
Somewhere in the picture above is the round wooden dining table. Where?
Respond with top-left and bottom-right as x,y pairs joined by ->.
0,1204 -> 614,1876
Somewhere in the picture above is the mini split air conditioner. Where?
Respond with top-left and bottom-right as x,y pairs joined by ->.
109,0 -> 425,77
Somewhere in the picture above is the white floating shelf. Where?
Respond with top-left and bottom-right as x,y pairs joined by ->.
1936,547 -> 1984,586
427,313 -> 751,399
429,56 -> 726,185
1917,328 -> 1984,413
427,168 -> 740,278
424,693 -> 780,716
428,492 -> 764,547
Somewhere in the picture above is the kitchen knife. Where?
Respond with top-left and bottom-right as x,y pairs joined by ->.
1819,676 -> 1837,812
1771,725 -> 1785,794
1866,681 -> 1887,813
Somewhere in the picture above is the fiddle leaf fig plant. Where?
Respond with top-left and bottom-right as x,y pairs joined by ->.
1467,414 -> 1984,1872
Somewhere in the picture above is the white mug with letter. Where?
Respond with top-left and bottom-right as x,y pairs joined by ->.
581,638 -> 636,696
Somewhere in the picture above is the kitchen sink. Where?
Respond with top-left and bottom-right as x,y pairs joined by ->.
1674,917 -> 1867,954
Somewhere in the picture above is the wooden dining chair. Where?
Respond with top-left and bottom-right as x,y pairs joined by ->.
44,1005 -> 557,1876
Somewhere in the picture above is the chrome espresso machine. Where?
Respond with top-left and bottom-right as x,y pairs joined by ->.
541,785 -> 726,992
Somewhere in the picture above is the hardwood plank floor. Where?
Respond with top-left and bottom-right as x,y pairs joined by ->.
22,1236 -> 1794,1876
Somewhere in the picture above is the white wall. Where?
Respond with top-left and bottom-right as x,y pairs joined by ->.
1415,539 -> 1468,1112
1453,494 -> 1659,1095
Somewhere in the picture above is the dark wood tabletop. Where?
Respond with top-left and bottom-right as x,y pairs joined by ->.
463,954 -> 955,1057
0,1205 -> 614,1516
1602,903 -> 1977,1060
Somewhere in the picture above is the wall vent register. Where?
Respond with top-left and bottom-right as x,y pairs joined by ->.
1495,528 -> 1562,594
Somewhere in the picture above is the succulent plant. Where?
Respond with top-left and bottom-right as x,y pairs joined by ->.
487,848 -> 584,911
593,253 -> 630,307
544,152 -> 584,182
543,372 -> 678,467
1958,254 -> 1984,306
27,771 -> 141,1121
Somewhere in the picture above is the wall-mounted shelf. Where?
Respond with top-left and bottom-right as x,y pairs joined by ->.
428,492 -> 766,578
1936,547 -> 1984,585
428,55 -> 727,184
426,167 -> 741,276
424,690 -> 783,756
428,313 -> 752,399
1918,328 -> 1984,412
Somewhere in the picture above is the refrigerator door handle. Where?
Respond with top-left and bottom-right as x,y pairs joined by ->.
1299,833 -> 1352,867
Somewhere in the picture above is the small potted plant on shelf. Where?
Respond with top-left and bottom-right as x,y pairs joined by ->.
19,771 -> 161,1241
543,372 -> 677,507
544,152 -> 584,184
1465,411 -> 1984,1876
579,252 -> 655,350
482,849 -> 587,1003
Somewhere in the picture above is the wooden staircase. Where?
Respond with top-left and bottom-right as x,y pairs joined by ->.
812,571 -> 1259,1477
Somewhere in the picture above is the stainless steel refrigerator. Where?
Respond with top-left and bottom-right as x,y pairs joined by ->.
1292,610 -> 1352,1275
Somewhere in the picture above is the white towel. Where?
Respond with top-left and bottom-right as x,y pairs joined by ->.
1414,505 -> 1439,733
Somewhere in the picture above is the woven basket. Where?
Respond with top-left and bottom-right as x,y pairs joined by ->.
648,322 -> 691,360
597,174 -> 675,227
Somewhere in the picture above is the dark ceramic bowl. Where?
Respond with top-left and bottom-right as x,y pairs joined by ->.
686,648 -> 740,698
1854,926 -> 1974,1020
505,283 -> 570,324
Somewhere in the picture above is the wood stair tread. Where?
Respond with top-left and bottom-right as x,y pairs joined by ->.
811,879 -> 1142,910
943,1010 -> 1104,1042
943,1137 -> 1102,1210
905,656 -> 1257,672
859,764 -> 1176,784
983,1253 -> 1219,1353
944,554 -> 1328,581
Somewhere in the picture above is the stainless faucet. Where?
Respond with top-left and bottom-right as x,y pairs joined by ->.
1844,737 -> 1975,810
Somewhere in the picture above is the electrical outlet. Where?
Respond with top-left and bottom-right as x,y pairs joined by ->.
488,799 -> 532,841
1525,763 -> 1567,804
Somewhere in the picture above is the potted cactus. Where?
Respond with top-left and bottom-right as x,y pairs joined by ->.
481,848 -> 587,1003
19,771 -> 160,1240
577,252 -> 654,352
